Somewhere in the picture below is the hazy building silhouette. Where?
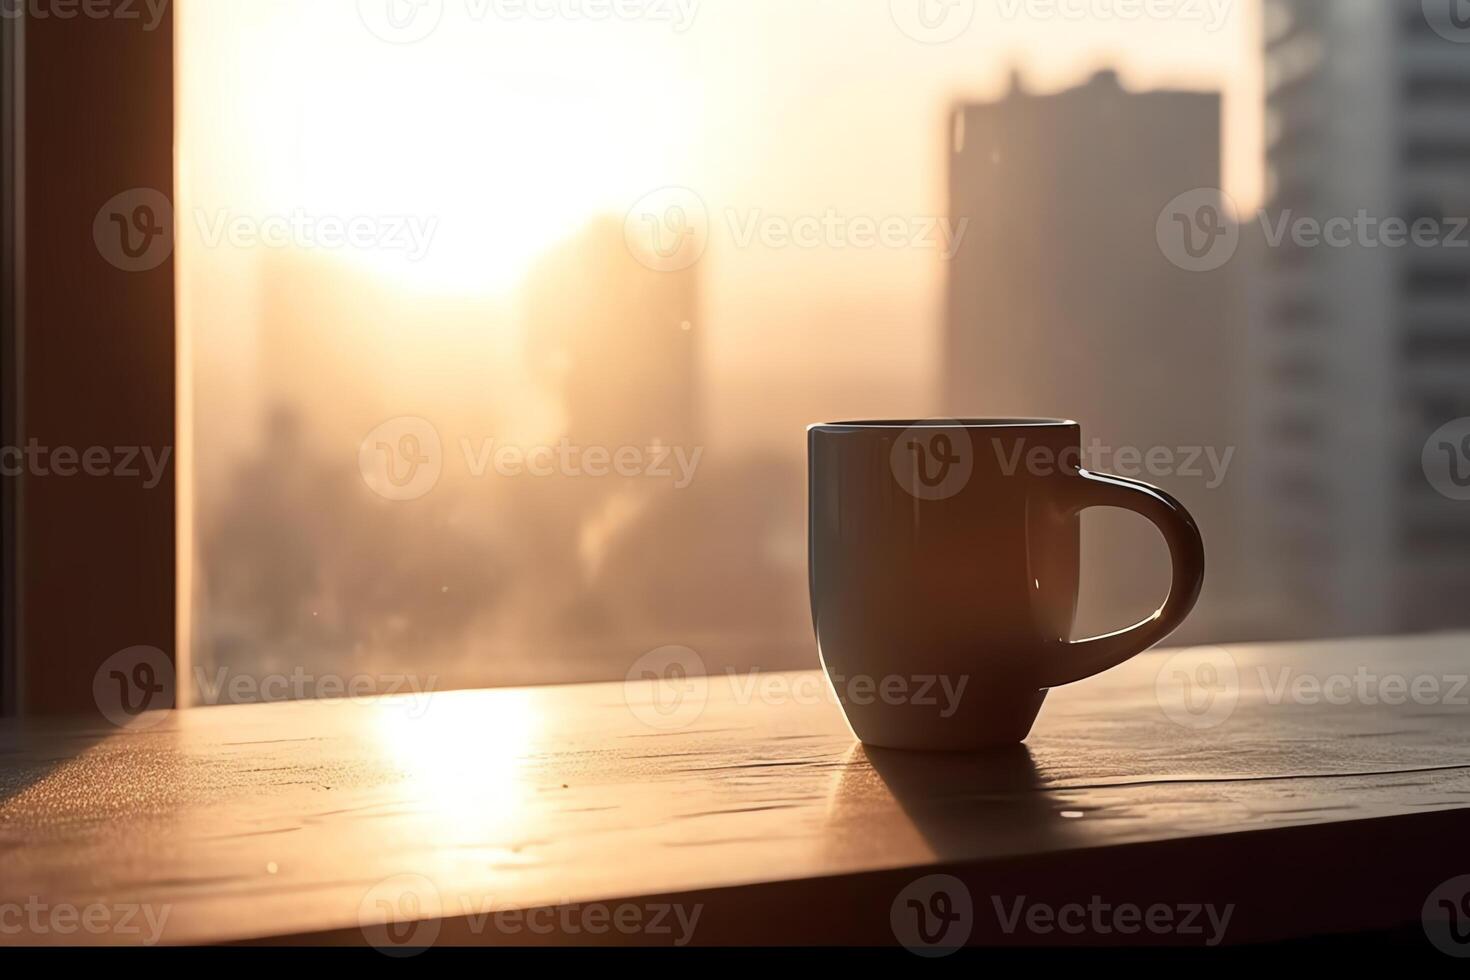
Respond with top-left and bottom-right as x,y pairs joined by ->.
516,218 -> 813,675
943,70 -> 1247,643
255,250 -> 517,453
1254,0 -> 1470,635
524,218 -> 701,451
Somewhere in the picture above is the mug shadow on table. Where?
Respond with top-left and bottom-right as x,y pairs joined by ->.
826,742 -> 1090,862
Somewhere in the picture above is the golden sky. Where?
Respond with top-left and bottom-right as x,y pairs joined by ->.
179,0 -> 1261,447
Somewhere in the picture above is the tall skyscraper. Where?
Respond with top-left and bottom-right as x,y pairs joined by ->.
1255,0 -> 1470,636
944,70 -> 1246,643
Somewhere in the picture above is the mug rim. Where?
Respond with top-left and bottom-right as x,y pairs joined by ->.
809,417 -> 1077,432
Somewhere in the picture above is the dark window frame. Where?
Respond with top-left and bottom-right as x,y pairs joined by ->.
1,9 -> 176,718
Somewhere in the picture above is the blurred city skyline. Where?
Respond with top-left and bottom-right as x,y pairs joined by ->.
176,0 -> 1470,696
180,0 -> 1263,456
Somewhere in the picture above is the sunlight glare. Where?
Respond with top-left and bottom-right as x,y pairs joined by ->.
239,1 -> 693,298
372,689 -> 541,839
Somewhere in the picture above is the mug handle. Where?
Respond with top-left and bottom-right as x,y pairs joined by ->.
1039,469 -> 1206,689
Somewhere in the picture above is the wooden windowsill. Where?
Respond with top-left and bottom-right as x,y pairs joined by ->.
3,634 -> 1469,947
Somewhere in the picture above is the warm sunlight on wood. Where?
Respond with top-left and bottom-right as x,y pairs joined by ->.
372,690 -> 541,846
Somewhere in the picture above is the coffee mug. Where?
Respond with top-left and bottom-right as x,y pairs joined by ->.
808,419 -> 1205,750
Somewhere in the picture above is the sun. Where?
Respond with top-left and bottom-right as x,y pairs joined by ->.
181,0 -> 695,298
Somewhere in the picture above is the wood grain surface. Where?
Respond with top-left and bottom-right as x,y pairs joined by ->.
2,634 -> 1469,946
